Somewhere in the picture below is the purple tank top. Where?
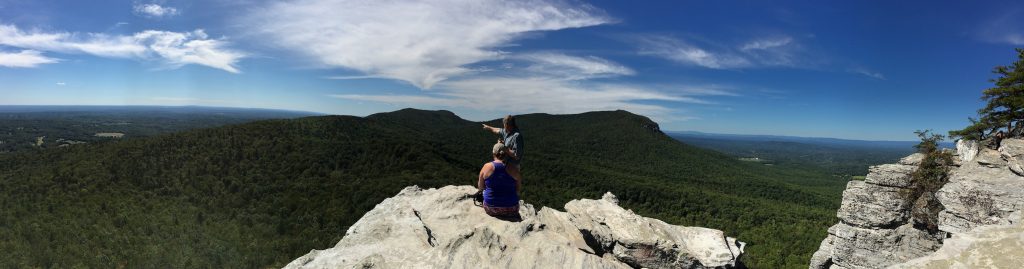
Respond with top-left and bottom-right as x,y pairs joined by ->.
483,161 -> 519,207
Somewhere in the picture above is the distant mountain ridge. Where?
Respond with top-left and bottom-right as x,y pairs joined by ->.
0,105 -> 320,115
668,131 -> 952,176
0,105 -> 319,153
669,131 -> 952,149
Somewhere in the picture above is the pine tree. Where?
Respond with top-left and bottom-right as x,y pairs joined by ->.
950,48 -> 1024,140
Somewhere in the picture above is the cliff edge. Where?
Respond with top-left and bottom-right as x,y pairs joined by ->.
809,139 -> 1024,269
284,185 -> 745,269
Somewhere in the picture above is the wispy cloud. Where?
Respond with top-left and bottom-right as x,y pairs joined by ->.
0,24 -> 244,72
0,49 -> 59,68
638,35 -> 814,69
324,75 -> 390,80
740,37 -> 793,51
133,3 -> 179,18
975,10 -> 1024,45
514,52 -> 635,80
849,67 -> 886,80
55,82 -> 66,86
242,0 -> 611,88
637,35 -> 751,69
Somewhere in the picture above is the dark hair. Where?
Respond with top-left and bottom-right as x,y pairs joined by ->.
503,115 -> 517,131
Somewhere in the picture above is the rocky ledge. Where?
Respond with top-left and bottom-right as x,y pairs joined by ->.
809,139 -> 1024,269
284,185 -> 744,269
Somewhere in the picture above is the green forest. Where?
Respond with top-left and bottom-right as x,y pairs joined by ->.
0,108 -> 847,268
0,106 -> 314,153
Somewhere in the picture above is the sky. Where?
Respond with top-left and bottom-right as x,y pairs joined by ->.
1,0 -> 1023,140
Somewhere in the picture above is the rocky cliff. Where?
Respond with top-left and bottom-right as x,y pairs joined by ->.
284,185 -> 744,269
809,139 -> 1024,269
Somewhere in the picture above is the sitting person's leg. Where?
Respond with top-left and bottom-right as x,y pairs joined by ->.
483,203 -> 522,222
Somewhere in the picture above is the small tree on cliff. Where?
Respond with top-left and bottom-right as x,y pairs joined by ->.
910,130 -> 954,234
950,48 -> 1024,140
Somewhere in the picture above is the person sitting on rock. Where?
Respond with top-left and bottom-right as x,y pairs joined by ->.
482,115 -> 523,170
477,142 -> 523,222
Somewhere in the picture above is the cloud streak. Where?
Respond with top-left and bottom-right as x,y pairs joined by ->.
638,35 -> 813,69
637,35 -> 751,69
849,67 -> 886,80
242,0 -> 611,88
0,24 -> 244,73
0,50 -> 59,68
515,52 -> 635,80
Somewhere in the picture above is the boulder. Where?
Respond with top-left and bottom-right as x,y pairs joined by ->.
898,153 -> 925,166
284,186 -> 744,269
935,149 -> 1024,233
564,192 -> 744,268
836,180 -> 913,228
825,223 -> 941,269
998,138 -> 1024,176
955,139 -> 980,164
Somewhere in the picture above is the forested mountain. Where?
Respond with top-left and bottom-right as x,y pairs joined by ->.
0,106 -> 317,153
0,108 -> 845,268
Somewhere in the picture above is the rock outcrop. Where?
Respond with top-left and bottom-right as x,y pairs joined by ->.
285,185 -> 744,269
810,139 -> 1024,269
892,213 -> 1024,268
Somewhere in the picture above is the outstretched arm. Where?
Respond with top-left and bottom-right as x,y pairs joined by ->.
481,124 -> 501,134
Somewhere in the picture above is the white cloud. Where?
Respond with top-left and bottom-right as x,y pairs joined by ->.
329,50 -> 727,121
242,0 -> 610,88
637,35 -> 751,69
515,52 -> 634,80
0,50 -> 59,68
133,3 -> 179,18
0,24 -> 244,72
55,82 -> 66,86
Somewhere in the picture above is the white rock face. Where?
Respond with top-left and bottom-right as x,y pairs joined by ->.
890,213 -> 1024,269
937,140 -> 1024,234
284,185 -> 744,269
809,160 -> 943,269
810,139 -> 1024,269
956,139 -> 980,164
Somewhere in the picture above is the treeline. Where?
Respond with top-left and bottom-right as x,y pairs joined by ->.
0,109 -> 844,268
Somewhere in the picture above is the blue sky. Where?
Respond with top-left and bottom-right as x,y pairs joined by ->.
1,0 -> 1022,140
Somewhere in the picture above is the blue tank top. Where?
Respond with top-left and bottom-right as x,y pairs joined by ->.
483,161 -> 519,207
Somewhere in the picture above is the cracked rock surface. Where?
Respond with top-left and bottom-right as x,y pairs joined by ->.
284,185 -> 744,269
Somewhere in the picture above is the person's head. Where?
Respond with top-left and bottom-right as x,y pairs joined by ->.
502,115 -> 517,131
492,142 -> 507,160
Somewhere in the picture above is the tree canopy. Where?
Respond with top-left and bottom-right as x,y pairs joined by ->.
950,48 -> 1024,140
